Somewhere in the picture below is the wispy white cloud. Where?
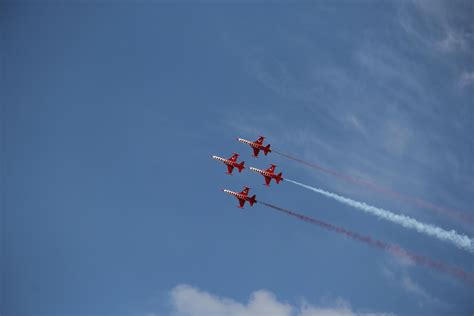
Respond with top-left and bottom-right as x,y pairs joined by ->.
224,0 -> 474,226
381,258 -> 446,309
163,284 -> 393,316
459,72 -> 474,88
436,29 -> 469,53
344,114 -> 368,138
401,275 -> 434,304
400,0 -> 473,54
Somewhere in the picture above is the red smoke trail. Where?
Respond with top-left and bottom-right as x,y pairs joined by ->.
272,150 -> 474,225
259,201 -> 474,286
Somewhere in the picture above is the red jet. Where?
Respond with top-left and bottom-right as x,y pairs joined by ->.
222,186 -> 256,209
249,164 -> 283,186
237,136 -> 271,157
212,153 -> 245,174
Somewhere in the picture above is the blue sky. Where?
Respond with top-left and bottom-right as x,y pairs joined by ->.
2,1 -> 473,315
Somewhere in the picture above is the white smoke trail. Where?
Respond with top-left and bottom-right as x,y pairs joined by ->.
285,178 -> 474,253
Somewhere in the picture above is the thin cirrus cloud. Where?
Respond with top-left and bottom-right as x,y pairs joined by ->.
459,72 -> 474,88
380,264 -> 442,308
224,0 -> 474,223
159,284 -> 393,316
399,0 -> 472,53
399,0 -> 473,89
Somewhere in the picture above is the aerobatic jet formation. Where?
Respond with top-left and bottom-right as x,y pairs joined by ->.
222,186 -> 257,208
249,164 -> 283,186
210,136 -> 474,287
212,153 -> 245,174
237,136 -> 271,157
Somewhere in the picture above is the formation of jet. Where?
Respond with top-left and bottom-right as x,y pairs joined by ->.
222,186 -> 257,209
237,136 -> 271,157
212,153 -> 245,174
214,136 -> 280,208
249,164 -> 283,186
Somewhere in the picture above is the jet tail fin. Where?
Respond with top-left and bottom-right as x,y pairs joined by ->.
237,161 -> 245,172
276,173 -> 283,184
263,144 -> 271,155
249,195 -> 256,207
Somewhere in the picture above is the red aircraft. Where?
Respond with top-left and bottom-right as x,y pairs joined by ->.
237,136 -> 271,157
222,186 -> 256,209
212,153 -> 245,174
249,164 -> 283,186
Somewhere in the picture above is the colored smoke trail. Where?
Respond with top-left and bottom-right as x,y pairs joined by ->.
285,178 -> 474,253
272,150 -> 474,225
259,201 -> 474,286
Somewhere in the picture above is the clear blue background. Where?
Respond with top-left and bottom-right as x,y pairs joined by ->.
2,1 -> 473,315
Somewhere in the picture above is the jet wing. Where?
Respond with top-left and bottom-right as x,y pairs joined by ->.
266,165 -> 276,172
227,165 -> 234,174
229,154 -> 238,162
239,199 -> 245,208
240,187 -> 249,195
264,176 -> 271,186
252,147 -> 260,157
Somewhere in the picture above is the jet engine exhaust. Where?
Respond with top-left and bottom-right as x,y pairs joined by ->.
272,149 -> 474,226
259,200 -> 474,286
284,178 -> 474,253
